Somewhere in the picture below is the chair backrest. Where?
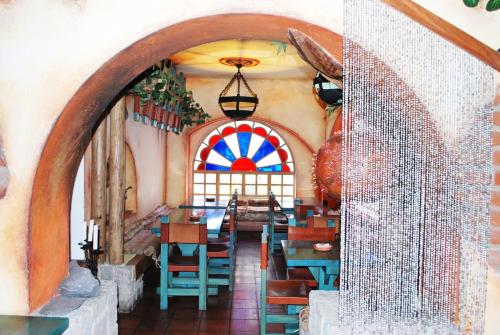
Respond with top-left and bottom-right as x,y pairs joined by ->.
260,225 -> 269,271
295,204 -> 322,220
288,218 -> 337,242
308,215 -> 341,234
160,215 -> 207,245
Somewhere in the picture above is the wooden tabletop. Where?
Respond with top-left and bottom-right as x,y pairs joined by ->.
179,199 -> 229,209
281,240 -> 340,267
152,208 -> 227,236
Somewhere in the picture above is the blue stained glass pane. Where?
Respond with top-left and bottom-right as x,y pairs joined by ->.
238,133 -> 251,157
257,164 -> 283,172
206,164 -> 231,171
213,140 -> 236,162
252,140 -> 276,163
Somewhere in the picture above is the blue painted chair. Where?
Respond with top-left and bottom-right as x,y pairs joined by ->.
206,201 -> 236,290
159,215 -> 208,310
260,225 -> 310,335
268,192 -> 289,254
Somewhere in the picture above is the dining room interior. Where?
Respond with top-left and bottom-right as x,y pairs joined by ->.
0,1 -> 499,334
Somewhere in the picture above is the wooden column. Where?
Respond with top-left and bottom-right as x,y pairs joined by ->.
108,98 -> 126,264
91,116 -> 108,262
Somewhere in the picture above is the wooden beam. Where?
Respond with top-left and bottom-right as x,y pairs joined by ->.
108,98 -> 126,264
382,0 -> 500,72
91,117 -> 107,262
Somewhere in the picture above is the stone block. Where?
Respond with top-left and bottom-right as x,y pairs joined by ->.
308,290 -> 340,335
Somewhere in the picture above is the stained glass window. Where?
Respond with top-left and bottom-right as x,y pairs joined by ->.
195,121 -> 294,172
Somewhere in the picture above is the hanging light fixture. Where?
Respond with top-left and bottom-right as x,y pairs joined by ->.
313,72 -> 342,106
218,63 -> 259,119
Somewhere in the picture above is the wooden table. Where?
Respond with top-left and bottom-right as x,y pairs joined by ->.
179,199 -> 229,209
0,316 -> 68,335
281,240 -> 340,290
151,208 -> 227,238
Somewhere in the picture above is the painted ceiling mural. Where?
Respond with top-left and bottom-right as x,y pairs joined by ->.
195,121 -> 294,173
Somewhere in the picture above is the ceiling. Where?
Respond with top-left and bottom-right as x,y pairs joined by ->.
170,39 -> 317,79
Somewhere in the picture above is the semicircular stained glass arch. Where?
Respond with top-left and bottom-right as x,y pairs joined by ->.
195,121 -> 294,173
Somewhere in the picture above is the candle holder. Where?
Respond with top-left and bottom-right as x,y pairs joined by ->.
77,240 -> 103,280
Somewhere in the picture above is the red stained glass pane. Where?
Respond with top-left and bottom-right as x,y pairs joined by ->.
221,126 -> 236,137
209,135 -> 222,147
282,164 -> 290,172
200,147 -> 211,161
231,157 -> 257,171
197,162 -> 206,170
268,136 -> 280,148
278,149 -> 288,162
253,127 -> 267,137
237,124 -> 252,132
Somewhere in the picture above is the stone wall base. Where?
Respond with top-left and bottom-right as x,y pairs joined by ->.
98,264 -> 143,313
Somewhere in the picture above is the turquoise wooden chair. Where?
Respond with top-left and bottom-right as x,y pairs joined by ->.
268,192 -> 288,254
159,215 -> 208,310
260,225 -> 310,335
206,201 -> 236,290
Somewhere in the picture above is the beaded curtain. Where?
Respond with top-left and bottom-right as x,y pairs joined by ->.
340,1 -> 493,333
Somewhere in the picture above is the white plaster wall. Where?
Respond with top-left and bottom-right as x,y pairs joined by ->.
124,105 -> 168,225
70,158 -> 85,260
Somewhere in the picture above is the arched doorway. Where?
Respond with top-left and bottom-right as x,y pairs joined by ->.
28,14 -> 343,310
193,120 -> 295,204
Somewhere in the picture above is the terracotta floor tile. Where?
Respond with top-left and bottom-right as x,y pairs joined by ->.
166,319 -> 200,332
203,309 -> 231,320
172,309 -> 204,320
231,300 -> 257,309
198,319 -> 230,332
230,319 -> 260,333
231,308 -> 259,320
231,290 -> 256,300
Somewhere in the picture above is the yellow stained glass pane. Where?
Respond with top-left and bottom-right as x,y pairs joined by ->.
283,185 -> 294,196
283,175 -> 294,185
220,174 -> 231,184
245,185 -> 256,195
232,174 -> 242,184
271,175 -> 282,184
257,185 -> 268,195
193,184 -> 204,194
193,173 -> 205,183
206,174 -> 217,184
257,175 -> 268,184
206,184 -> 217,195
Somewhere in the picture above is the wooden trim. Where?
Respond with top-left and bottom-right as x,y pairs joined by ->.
382,0 -> 500,71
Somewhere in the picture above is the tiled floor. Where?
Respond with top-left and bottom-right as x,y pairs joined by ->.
118,232 -> 288,334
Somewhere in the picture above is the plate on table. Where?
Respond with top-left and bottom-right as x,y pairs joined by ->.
313,242 -> 333,252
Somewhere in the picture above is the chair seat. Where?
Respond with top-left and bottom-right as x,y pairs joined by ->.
208,235 -> 230,244
287,268 -> 317,288
266,280 -> 310,305
274,223 -> 288,232
169,256 -> 199,272
207,242 -> 230,258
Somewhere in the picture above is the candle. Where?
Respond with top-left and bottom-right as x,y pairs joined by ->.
88,220 -> 94,242
93,224 -> 99,250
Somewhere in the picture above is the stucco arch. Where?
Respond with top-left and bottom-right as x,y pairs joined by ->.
28,13 -> 343,310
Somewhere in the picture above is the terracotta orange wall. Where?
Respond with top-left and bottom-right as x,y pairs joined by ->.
165,76 -> 326,206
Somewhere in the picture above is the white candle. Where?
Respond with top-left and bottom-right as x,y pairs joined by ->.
88,220 -> 94,242
93,224 -> 99,250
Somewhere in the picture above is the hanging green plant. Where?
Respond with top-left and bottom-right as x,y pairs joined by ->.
463,0 -> 499,10
180,91 -> 211,128
130,62 -> 210,133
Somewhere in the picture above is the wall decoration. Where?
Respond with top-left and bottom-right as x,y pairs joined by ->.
194,121 -> 294,172
341,0 -> 493,333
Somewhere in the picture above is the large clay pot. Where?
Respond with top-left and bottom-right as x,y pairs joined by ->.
313,134 -> 342,200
